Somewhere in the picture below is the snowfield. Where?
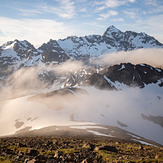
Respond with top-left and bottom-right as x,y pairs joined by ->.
0,83 -> 162,145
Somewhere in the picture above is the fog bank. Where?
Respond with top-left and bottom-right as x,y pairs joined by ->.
93,48 -> 163,67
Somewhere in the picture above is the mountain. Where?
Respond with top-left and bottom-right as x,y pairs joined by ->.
0,39 -> 41,67
1,25 -> 163,80
0,26 -> 163,68
40,25 -> 163,60
0,39 -> 42,80
89,63 -> 163,89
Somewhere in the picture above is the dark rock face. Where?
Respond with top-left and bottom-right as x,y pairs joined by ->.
13,40 -> 36,57
42,50 -> 69,63
89,73 -> 116,90
39,39 -> 70,63
88,63 -> 163,89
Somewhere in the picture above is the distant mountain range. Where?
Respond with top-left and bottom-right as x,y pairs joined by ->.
0,25 -> 163,85
1,25 -> 163,68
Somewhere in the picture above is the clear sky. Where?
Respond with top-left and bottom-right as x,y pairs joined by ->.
0,0 -> 163,47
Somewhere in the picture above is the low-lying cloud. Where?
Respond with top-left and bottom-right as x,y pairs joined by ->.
0,50 -> 163,144
0,84 -> 162,144
94,48 -> 163,67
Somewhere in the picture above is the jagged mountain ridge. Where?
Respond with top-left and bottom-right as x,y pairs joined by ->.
0,25 -> 163,64
39,25 -> 163,60
0,25 -> 163,80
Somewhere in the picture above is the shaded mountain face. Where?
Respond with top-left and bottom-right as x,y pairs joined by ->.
38,39 -> 70,63
94,63 -> 163,89
51,63 -> 163,90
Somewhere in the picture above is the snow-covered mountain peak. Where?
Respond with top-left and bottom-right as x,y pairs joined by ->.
0,25 -> 163,75
1,40 -> 15,50
38,26 -> 163,60
0,39 -> 42,75
1,39 -> 35,52
103,25 -> 122,37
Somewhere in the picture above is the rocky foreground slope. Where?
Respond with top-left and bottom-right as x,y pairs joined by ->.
0,136 -> 163,163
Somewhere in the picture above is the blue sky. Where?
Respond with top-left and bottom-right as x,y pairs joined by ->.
0,0 -> 163,47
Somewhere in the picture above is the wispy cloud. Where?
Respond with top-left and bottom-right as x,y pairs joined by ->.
84,22 -> 105,28
123,10 -> 137,19
17,0 -> 76,19
79,7 -> 87,12
96,6 -> 106,11
146,15 -> 163,29
129,0 -> 136,2
18,9 -> 42,17
117,14 -> 163,43
112,18 -> 124,21
95,0 -> 136,9
105,0 -> 126,8
148,6 -> 163,14
0,17 -> 74,47
40,0 -> 75,19
98,10 -> 118,20
143,14 -> 163,42
144,0 -> 157,6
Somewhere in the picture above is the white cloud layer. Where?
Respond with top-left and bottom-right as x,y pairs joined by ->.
0,17 -> 74,47
98,48 -> 163,67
